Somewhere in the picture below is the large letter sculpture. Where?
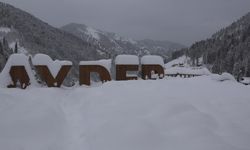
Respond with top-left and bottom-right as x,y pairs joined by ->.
8,66 -> 30,89
141,55 -> 165,80
3,54 -> 33,89
115,55 -> 139,80
1,54 -> 168,89
33,54 -> 72,87
79,63 -> 111,86
34,65 -> 71,87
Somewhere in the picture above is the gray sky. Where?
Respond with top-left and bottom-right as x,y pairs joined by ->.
2,0 -> 250,45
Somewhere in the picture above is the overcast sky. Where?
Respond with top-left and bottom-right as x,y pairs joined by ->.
1,0 -> 250,45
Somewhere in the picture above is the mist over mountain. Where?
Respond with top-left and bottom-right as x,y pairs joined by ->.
61,23 -> 185,61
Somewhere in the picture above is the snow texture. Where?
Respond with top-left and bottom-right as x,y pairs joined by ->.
241,77 -> 250,84
86,27 -> 100,40
165,56 -> 190,68
79,59 -> 111,72
0,76 -> 250,150
78,27 -> 100,40
166,67 -> 211,75
0,54 -> 37,87
141,55 -> 164,67
32,54 -> 72,77
210,72 -> 236,82
115,55 -> 139,65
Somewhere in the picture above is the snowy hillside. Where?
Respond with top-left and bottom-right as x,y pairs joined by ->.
0,2 -> 101,81
165,55 -> 191,68
184,12 -> 250,76
61,23 -> 185,60
0,76 -> 250,150
164,56 -> 210,76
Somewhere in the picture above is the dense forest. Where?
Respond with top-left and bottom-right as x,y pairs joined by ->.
173,12 -> 250,78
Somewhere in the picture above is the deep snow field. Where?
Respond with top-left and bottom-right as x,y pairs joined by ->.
0,75 -> 250,150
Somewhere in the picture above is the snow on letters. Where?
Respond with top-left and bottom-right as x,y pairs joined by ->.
0,53 -> 215,88
115,55 -> 139,65
141,55 -> 164,67
0,54 -> 37,87
32,54 -> 72,78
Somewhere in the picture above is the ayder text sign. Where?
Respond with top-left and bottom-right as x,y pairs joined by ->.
1,54 -> 165,89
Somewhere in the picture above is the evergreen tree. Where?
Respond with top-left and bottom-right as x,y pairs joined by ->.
14,42 -> 18,53
0,41 -> 3,54
2,37 -> 8,50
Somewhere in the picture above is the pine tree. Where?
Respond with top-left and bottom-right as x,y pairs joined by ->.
14,42 -> 18,53
2,37 -> 8,50
0,41 -> 3,54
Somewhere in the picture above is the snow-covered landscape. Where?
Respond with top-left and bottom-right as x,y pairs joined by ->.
0,53 -> 250,150
0,1 -> 250,150
0,75 -> 250,150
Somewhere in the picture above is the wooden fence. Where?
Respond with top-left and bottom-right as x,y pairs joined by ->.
165,73 -> 201,78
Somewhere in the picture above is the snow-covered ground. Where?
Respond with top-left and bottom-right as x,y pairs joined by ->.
240,77 -> 250,85
165,56 -> 191,68
0,75 -> 250,150
166,67 -> 211,75
165,56 -> 211,76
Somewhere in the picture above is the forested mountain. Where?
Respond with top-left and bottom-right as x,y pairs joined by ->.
0,2 -> 103,80
184,12 -> 250,77
61,23 -> 185,61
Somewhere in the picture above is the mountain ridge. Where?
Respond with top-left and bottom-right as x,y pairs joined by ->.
61,23 -> 186,61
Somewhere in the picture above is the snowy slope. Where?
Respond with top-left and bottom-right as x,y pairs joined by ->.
165,55 -> 191,68
165,56 -> 211,75
0,76 -> 250,150
61,23 -> 186,60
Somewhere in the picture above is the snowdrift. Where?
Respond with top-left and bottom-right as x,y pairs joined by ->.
0,76 -> 250,150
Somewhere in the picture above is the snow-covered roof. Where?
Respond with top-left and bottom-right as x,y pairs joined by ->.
141,55 -> 164,67
79,59 -> 112,72
165,67 -> 211,75
32,54 -> 72,77
115,55 -> 139,65
0,54 -> 37,87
